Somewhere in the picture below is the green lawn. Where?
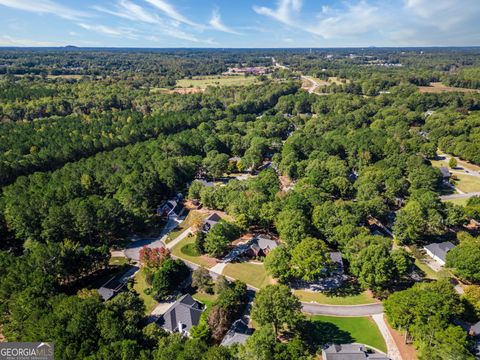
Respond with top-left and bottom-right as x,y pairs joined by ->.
171,235 -> 217,269
165,210 -> 208,244
133,269 -> 158,314
192,291 -> 218,310
309,315 -> 387,353
453,173 -> 480,193
413,258 -> 451,280
222,262 -> 272,289
443,197 -> 469,206
294,290 -> 377,305
109,256 -> 129,266
176,75 -> 260,89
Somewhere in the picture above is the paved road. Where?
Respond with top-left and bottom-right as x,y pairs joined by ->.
440,191 -> 480,200
165,226 -> 192,250
124,216 -> 183,261
301,302 -> 384,316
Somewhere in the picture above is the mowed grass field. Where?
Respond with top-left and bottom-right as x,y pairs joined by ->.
294,290 -> 377,305
165,209 -> 209,244
222,262 -> 272,289
418,82 -> 480,94
176,74 -> 261,88
171,235 -> 217,269
453,173 -> 480,193
133,269 -> 158,313
309,315 -> 387,353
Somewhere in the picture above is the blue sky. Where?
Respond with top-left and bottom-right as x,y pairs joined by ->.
0,0 -> 479,47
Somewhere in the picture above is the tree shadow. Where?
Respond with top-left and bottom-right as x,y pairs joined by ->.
299,320 -> 354,352
322,278 -> 363,297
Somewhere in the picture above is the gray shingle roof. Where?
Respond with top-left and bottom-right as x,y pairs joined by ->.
158,294 -> 203,334
424,241 -> 455,262
220,319 -> 253,346
255,236 -> 278,252
322,344 -> 390,360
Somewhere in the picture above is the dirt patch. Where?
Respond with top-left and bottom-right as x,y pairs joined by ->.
418,82 -> 480,94
388,325 -> 418,360
155,88 -> 205,94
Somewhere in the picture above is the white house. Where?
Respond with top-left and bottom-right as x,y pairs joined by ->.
423,241 -> 455,266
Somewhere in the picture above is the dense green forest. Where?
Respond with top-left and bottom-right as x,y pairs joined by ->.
1,48 -> 480,359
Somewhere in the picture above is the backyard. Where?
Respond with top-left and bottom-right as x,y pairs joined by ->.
222,262 -> 273,289
309,315 -> 387,353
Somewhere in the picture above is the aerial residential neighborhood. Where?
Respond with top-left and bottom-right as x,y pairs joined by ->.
1,1 -> 480,360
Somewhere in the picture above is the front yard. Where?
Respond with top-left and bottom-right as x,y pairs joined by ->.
165,209 -> 209,244
294,290 -> 378,305
171,235 -> 217,269
222,262 -> 273,289
309,315 -> 387,353
133,270 -> 158,313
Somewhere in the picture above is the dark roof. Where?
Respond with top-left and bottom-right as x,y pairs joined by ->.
221,319 -> 253,346
205,213 -> 222,224
98,287 -> 116,301
439,166 -> 451,178
424,241 -> 455,262
329,252 -> 344,267
322,344 -> 390,360
158,294 -> 203,333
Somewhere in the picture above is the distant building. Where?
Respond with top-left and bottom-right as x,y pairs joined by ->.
424,241 -> 455,266
322,344 -> 390,360
157,199 -> 184,218
221,318 -> 253,346
202,213 -> 222,233
439,166 -> 451,180
98,276 -> 126,301
157,294 -> 204,337
248,235 -> 278,257
329,252 -> 344,275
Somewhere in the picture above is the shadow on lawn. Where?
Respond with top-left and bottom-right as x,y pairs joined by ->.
322,279 -> 363,297
299,320 -> 354,351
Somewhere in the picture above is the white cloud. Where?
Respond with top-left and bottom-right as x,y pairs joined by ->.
0,0 -> 89,20
77,23 -> 137,38
405,0 -> 480,30
0,35 -> 66,46
93,0 -> 160,24
144,0 -> 199,27
209,8 -> 241,35
253,0 -> 302,26
309,1 -> 385,39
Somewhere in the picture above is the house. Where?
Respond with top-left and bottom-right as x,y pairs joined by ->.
329,252 -> 344,275
202,213 -> 222,233
470,321 -> 480,337
439,166 -> 451,180
157,199 -> 184,218
157,294 -> 204,336
248,235 -> 278,257
220,318 -> 253,346
322,344 -> 390,360
98,276 -> 126,301
423,241 -> 456,266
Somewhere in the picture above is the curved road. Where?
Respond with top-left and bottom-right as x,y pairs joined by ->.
302,302 -> 383,316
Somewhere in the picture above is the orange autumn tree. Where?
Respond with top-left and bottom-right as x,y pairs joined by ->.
139,246 -> 170,269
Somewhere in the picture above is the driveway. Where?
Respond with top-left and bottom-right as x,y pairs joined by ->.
301,302 -> 383,316
440,191 -> 480,200
124,216 -> 183,261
